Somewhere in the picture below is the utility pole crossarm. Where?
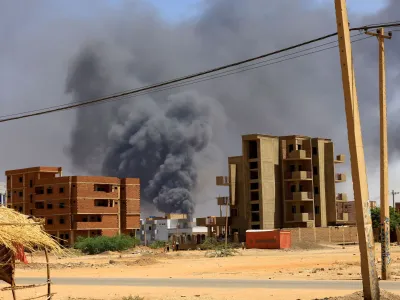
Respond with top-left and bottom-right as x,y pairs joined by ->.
365,30 -> 392,39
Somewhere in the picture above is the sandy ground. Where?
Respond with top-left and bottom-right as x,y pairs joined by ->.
2,243 -> 400,300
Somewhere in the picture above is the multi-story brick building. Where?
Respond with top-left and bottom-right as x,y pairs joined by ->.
5,166 -> 140,246
197,134 -> 347,242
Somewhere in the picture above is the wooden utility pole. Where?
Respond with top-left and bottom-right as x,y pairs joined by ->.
334,1 -> 379,299
365,27 -> 392,280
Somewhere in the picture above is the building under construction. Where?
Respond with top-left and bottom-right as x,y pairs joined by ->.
196,134 -> 347,242
5,166 -> 140,245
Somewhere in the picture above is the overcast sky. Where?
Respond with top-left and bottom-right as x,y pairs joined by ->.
144,0 -> 388,22
0,0 -> 399,216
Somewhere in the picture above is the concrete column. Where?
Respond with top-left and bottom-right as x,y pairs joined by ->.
233,232 -> 239,243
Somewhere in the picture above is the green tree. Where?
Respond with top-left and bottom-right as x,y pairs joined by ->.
370,207 -> 400,233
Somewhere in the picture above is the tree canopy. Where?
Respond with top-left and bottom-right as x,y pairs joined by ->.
370,207 -> 400,233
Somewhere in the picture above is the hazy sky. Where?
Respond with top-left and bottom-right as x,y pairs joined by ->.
0,0 -> 398,216
145,0 -> 387,22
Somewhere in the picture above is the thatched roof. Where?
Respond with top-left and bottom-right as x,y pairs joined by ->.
0,207 -> 62,254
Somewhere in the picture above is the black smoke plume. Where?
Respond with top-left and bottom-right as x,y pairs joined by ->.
102,91 -> 221,214
57,0 -> 400,212
66,43 -> 225,214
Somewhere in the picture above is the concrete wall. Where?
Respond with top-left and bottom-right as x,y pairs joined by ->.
283,226 -> 358,245
324,141 -> 336,224
259,136 -> 281,229
228,155 -> 247,241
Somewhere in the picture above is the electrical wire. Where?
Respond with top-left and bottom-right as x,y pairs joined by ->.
100,35 -> 373,106
0,33 -> 366,120
1,22 -> 400,123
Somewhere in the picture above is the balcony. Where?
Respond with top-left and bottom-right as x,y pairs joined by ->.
337,212 -> 349,222
336,193 -> 348,202
216,176 -> 229,186
294,212 -> 314,222
293,192 -> 313,201
217,196 -> 229,206
335,173 -> 346,183
285,171 -> 312,181
285,150 -> 311,160
334,154 -> 345,164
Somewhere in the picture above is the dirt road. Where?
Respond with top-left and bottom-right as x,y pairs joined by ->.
2,243 -> 400,299
12,277 -> 400,290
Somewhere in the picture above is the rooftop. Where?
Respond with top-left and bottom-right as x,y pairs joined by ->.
241,134 -> 332,141
5,166 -> 62,176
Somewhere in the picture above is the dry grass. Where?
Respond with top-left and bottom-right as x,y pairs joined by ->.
0,207 -> 63,254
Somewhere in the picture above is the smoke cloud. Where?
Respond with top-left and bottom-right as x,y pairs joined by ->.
64,0 -> 400,212
2,0 -> 400,214
102,91 -> 225,214
66,42 -> 226,214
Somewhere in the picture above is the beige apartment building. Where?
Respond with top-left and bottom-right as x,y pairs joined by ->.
197,134 -> 347,241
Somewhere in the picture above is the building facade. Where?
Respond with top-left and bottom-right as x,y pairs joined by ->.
5,166 -> 140,246
348,200 -> 378,224
0,182 -> 6,206
396,202 -> 400,213
139,214 -> 207,245
197,134 -> 347,241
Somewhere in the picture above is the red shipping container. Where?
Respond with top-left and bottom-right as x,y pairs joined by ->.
246,229 -> 291,249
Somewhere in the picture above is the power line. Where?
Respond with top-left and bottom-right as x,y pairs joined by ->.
102,35 -> 372,105
0,33 -> 366,120
1,22 -> 399,123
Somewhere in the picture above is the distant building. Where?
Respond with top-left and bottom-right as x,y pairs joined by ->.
5,166 -> 140,246
347,200 -> 377,224
0,182 -> 6,206
139,213 -> 207,245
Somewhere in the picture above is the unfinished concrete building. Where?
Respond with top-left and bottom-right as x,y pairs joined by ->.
5,166 -> 140,246
197,134 -> 347,241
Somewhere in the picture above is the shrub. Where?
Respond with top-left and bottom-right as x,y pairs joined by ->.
201,237 -> 240,250
205,244 -> 238,258
74,235 -> 140,255
148,240 -> 166,249
201,237 -> 219,250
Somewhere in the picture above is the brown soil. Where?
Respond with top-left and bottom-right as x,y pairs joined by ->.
126,257 -> 159,266
317,290 -> 400,300
4,244 -> 400,300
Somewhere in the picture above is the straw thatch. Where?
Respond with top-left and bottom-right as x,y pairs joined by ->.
0,207 -> 62,255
